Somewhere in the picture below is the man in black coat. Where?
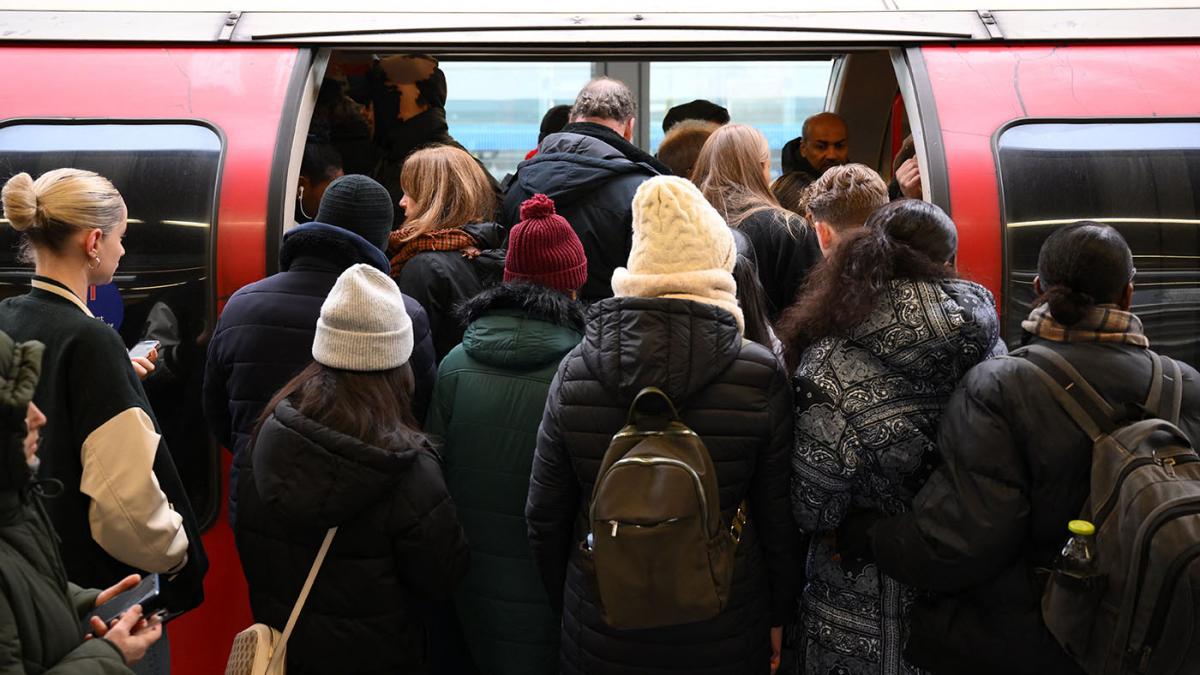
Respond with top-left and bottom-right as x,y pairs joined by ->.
203,175 -> 436,525
855,222 -> 1200,675
779,112 -> 850,187
501,77 -> 667,301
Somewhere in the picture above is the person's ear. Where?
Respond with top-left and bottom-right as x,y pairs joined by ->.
84,228 -> 103,258
1120,281 -> 1134,311
623,118 -> 635,142
814,221 -> 835,255
1032,275 -> 1043,297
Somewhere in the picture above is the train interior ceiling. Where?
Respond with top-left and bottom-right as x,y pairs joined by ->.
300,48 -> 913,191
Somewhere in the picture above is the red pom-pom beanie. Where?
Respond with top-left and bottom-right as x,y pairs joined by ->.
504,194 -> 588,292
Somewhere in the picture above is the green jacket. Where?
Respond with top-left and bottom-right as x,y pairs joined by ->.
0,494 -> 131,675
426,284 -> 584,675
0,330 -> 131,674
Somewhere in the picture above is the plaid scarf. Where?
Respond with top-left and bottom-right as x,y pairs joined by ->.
387,227 -> 478,276
1021,303 -> 1149,348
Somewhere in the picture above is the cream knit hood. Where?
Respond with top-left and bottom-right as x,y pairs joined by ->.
612,176 -> 743,331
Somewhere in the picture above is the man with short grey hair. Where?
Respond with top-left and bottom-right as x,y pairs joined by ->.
502,77 -> 667,300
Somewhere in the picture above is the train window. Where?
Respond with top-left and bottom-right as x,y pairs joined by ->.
0,121 -> 224,529
996,121 -> 1200,366
648,60 -> 835,177
441,61 -> 595,180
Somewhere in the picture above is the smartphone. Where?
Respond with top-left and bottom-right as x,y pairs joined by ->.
84,574 -> 166,628
128,340 -> 160,360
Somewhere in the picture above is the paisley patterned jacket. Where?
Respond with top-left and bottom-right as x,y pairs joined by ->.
789,277 -> 1001,675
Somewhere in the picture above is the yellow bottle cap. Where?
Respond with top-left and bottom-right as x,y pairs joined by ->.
1068,520 -> 1095,537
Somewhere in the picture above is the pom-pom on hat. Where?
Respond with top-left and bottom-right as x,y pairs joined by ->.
313,264 -> 414,371
612,176 -> 743,331
503,194 -> 588,293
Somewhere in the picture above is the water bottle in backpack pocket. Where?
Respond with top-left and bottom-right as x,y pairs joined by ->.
1014,346 -> 1200,675
583,386 -> 747,631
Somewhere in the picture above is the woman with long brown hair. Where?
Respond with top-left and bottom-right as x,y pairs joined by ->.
388,145 -> 505,359
777,199 -> 1000,675
234,263 -> 468,675
691,123 -> 822,322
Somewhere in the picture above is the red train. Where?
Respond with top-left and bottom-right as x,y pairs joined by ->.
1,7 -> 1198,673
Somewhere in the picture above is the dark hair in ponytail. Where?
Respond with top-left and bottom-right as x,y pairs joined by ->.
776,199 -> 957,370
1035,221 -> 1134,326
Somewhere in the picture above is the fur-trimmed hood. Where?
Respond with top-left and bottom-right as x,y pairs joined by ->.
456,283 -> 584,370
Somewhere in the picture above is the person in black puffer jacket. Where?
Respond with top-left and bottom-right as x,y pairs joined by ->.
526,176 -> 798,675
500,77 -> 666,302
236,264 -> 469,675
691,124 -> 822,322
388,146 -> 506,361
861,222 -> 1200,675
204,175 -> 435,525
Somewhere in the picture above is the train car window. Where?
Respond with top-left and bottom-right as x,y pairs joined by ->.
441,61 -> 594,181
997,121 -> 1200,366
0,121 -> 224,528
649,60 -> 835,178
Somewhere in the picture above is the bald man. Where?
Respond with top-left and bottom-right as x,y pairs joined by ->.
780,112 -> 850,183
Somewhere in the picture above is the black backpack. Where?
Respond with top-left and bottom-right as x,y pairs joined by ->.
1013,345 -> 1200,674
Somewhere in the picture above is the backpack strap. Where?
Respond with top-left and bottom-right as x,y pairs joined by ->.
1143,351 -> 1165,415
1157,353 -> 1184,425
267,527 -> 338,671
1011,345 -> 1117,441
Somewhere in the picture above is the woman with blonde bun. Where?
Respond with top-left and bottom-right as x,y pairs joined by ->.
0,170 -> 208,664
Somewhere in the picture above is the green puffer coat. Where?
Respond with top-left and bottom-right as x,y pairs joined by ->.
426,283 -> 584,675
0,330 -> 132,674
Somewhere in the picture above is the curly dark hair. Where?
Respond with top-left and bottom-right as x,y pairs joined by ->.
776,200 -> 957,369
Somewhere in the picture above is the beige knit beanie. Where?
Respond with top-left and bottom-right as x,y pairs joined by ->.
612,176 -> 744,331
313,264 -> 414,371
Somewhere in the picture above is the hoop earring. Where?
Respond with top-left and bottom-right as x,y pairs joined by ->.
87,255 -> 101,270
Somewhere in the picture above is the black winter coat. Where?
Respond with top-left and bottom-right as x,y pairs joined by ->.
735,210 -> 822,322
500,123 -> 663,301
203,223 -> 436,523
526,297 -> 799,675
395,221 -> 506,361
235,399 -> 469,675
870,336 -> 1200,675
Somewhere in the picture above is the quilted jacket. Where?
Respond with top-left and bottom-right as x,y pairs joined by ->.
526,297 -> 799,675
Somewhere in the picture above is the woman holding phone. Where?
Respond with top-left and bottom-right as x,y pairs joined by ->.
0,169 -> 208,670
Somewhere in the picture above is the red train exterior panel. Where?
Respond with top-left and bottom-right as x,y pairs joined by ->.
0,44 -> 301,675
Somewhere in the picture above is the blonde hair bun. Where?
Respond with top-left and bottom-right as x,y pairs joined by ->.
2,172 -> 40,232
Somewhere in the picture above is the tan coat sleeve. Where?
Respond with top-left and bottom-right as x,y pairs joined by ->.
79,407 -> 189,574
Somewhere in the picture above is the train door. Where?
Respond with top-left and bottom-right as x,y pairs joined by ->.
911,44 -> 1200,366
0,44 -> 310,675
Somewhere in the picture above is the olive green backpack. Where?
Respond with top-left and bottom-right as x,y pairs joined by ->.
583,386 -> 746,630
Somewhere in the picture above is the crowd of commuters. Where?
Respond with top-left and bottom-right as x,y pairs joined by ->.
0,64 -> 1197,675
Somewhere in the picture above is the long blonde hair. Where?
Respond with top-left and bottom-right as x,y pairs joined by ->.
691,124 -> 799,231
1,168 -> 125,261
398,146 -> 495,240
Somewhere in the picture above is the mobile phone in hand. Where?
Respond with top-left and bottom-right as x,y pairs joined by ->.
128,340 -> 160,360
84,574 -> 166,628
